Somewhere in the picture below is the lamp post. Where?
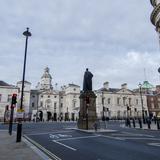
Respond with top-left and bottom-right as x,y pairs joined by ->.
16,28 -> 31,142
138,83 -> 145,124
102,91 -> 105,121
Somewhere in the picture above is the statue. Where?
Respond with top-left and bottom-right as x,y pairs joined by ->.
83,68 -> 93,91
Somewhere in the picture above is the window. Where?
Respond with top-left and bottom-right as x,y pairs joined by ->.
74,95 -> 76,98
41,95 -> 43,98
32,102 -> 34,108
48,95 -> 50,98
61,103 -> 63,108
7,95 -> 12,102
0,94 -> 1,102
123,97 -> 126,105
61,96 -> 63,99
129,98 -> 132,106
136,99 -> 138,105
108,98 -> 111,104
54,96 -> 57,98
117,98 -> 120,105
73,101 -> 76,108
54,102 -> 57,109
40,101 -> 43,107
73,88 -> 76,91
32,95 -> 35,98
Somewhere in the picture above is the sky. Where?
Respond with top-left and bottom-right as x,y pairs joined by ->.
0,0 -> 160,90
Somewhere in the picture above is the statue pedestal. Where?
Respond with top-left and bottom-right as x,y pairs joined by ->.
78,91 -> 97,130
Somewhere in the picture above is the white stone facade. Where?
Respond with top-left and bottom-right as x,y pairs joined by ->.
0,68 -> 148,121
0,81 -> 19,121
95,82 -> 148,120
30,67 -> 80,121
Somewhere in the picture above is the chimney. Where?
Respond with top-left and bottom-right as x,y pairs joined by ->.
121,83 -> 127,89
103,81 -> 109,90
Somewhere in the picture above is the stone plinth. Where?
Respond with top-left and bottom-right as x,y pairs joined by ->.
78,91 -> 97,130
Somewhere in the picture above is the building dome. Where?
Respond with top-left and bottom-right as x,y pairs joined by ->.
40,67 -> 53,90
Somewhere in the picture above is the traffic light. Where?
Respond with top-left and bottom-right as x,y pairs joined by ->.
11,94 -> 17,105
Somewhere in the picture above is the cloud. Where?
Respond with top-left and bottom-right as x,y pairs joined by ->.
0,0 -> 159,90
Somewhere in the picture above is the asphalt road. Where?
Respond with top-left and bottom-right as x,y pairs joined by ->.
1,121 -> 160,160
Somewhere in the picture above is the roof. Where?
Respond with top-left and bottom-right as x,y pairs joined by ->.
17,80 -> 31,84
68,84 -> 80,87
98,87 -> 120,93
142,81 -> 154,89
0,81 -> 11,86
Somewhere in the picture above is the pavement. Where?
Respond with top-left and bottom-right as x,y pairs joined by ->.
0,121 -> 160,160
121,123 -> 159,130
0,130 -> 47,160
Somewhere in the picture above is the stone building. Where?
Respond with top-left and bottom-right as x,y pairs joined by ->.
30,67 -> 80,121
95,82 -> 148,119
147,85 -> 160,118
0,81 -> 19,121
0,67 -> 149,121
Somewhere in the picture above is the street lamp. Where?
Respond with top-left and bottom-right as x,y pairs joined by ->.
16,28 -> 31,142
138,83 -> 145,124
102,91 -> 105,121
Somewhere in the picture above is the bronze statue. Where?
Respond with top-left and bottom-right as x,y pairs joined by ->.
83,68 -> 93,91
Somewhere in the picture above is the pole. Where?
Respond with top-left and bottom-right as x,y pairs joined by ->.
8,107 -> 14,135
16,28 -> 31,142
102,91 -> 105,121
139,83 -> 145,124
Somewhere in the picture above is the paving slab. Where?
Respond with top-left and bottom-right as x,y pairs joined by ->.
0,130 -> 45,160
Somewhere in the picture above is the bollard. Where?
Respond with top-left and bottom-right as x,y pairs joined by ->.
157,119 -> 160,130
147,119 -> 151,129
16,122 -> 22,142
132,119 -> 136,128
138,118 -> 142,129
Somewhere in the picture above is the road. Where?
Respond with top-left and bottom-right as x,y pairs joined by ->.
1,121 -> 160,160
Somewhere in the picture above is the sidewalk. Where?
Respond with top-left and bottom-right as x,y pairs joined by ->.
121,123 -> 159,130
0,130 -> 44,160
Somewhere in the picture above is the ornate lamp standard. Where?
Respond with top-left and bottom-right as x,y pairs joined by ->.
102,91 -> 105,121
16,28 -> 31,142
138,83 -> 145,124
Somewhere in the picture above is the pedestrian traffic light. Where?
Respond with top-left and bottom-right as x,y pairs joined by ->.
11,94 -> 17,105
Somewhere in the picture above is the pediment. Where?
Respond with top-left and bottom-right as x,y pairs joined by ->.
116,88 -> 133,95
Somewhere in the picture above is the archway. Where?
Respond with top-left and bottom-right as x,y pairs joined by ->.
39,111 -> 43,121
53,113 -> 57,121
47,111 -> 52,121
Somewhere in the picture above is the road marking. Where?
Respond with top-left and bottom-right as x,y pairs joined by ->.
101,135 -> 124,141
24,135 -> 61,160
49,134 -> 72,139
53,140 -> 77,151
148,143 -> 160,147
121,132 -> 154,138
123,137 -> 160,140
56,135 -> 101,141
26,130 -> 73,136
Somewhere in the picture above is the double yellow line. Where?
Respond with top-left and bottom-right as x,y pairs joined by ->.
23,135 -> 61,160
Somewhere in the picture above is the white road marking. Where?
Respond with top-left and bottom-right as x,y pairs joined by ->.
123,137 -> 160,140
53,140 -> 77,151
26,130 -> 73,136
101,135 -> 124,141
148,143 -> 160,147
56,135 -> 101,141
121,132 -> 154,138
49,134 -> 72,139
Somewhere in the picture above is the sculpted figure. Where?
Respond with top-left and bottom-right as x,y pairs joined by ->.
83,68 -> 93,91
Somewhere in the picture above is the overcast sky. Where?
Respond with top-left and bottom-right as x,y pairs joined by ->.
0,0 -> 159,90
